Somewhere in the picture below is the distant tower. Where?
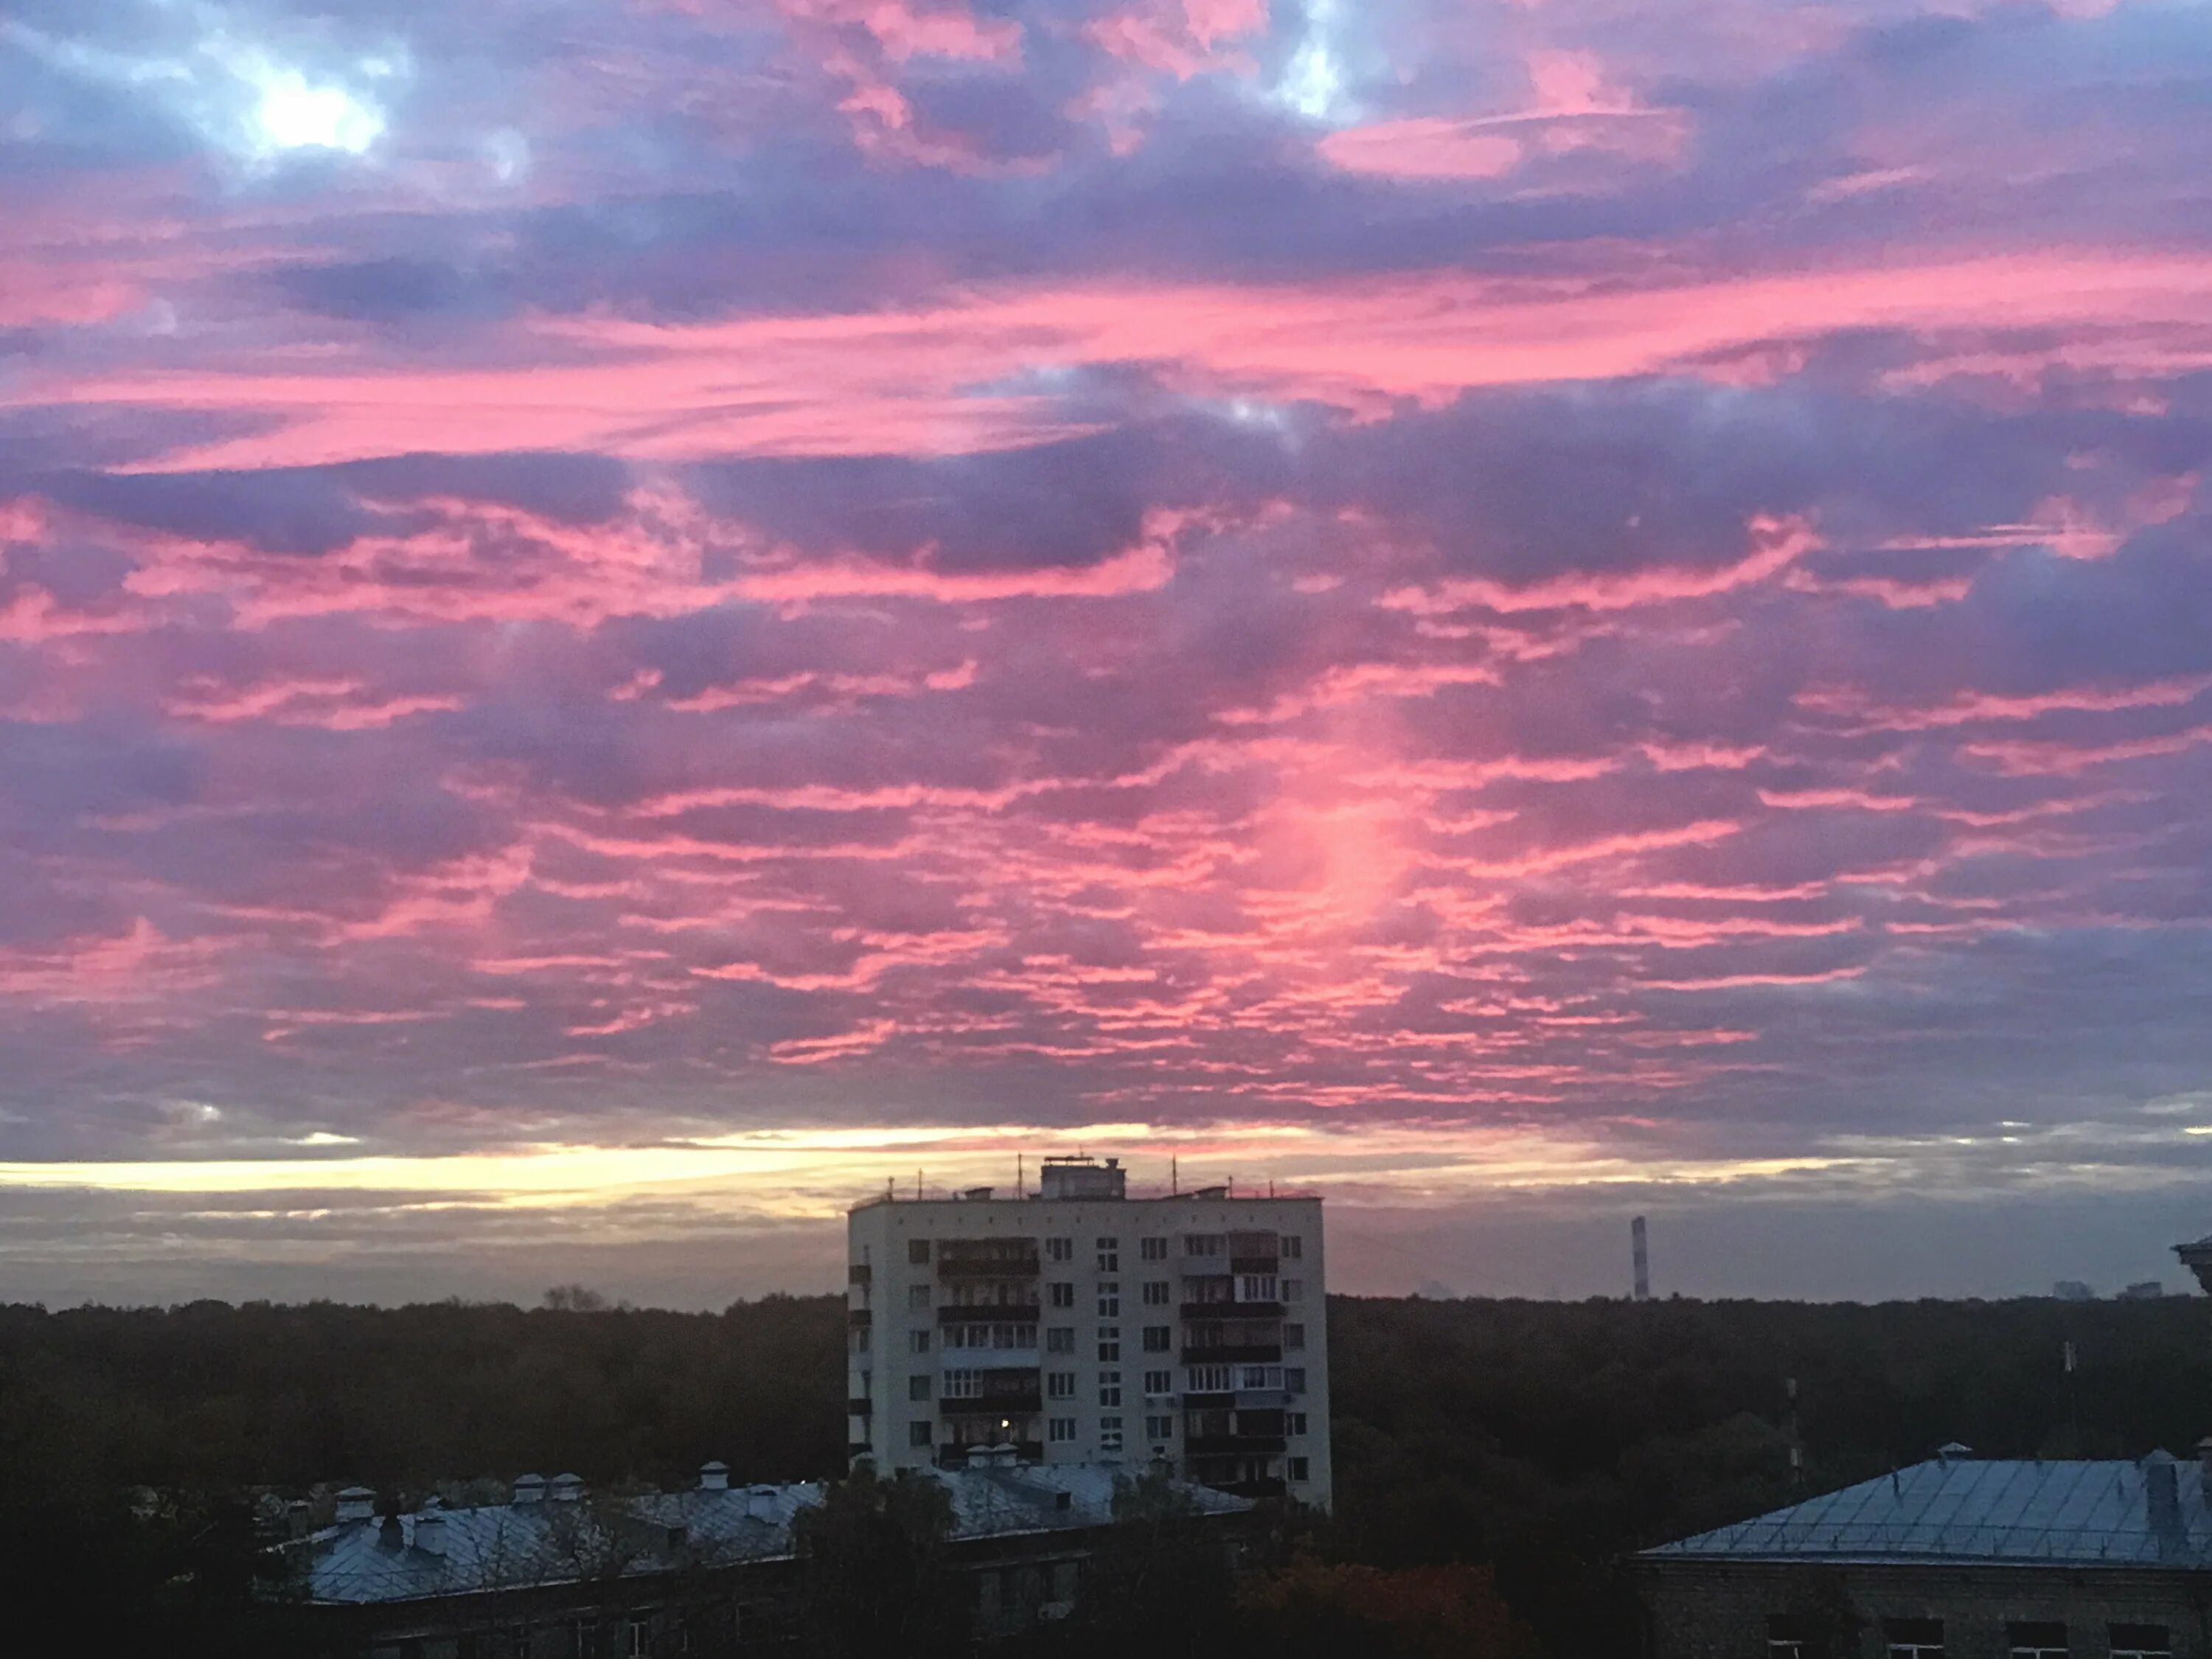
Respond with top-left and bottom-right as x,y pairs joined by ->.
1632,1216 -> 1651,1301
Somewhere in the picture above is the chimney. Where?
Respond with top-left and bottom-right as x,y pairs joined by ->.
335,1486 -> 377,1525
746,1485 -> 780,1520
549,1473 -> 585,1503
286,1499 -> 313,1539
700,1461 -> 730,1492
966,1444 -> 991,1470
992,1443 -> 1018,1468
512,1473 -> 546,1506
414,1500 -> 447,1557
1936,1441 -> 1973,1467
2146,1451 -> 2182,1542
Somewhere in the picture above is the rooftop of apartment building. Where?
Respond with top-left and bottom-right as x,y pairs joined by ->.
267,1462 -> 1253,1607
1641,1444 -> 2212,1571
849,1155 -> 1320,1211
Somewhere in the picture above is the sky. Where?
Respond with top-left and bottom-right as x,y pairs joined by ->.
4,0 -> 2212,1307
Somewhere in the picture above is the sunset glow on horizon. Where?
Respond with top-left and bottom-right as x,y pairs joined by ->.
6,0 -> 2212,1305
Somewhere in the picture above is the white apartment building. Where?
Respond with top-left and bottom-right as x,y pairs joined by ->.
846,1155 -> 1331,1511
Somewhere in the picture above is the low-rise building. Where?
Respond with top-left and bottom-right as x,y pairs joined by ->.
259,1461 -> 1251,1658
1632,1444 -> 2212,1659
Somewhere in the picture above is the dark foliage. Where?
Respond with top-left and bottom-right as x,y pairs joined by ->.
793,1467 -> 967,1659
1,1289 -> 2205,1657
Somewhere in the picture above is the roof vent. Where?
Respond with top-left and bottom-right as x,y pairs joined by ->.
512,1473 -> 546,1506
967,1444 -> 992,1469
414,1500 -> 447,1557
1054,1490 -> 1072,1512
1192,1185 -> 1228,1200
960,1186 -> 995,1200
700,1461 -> 730,1492
335,1486 -> 377,1525
549,1473 -> 585,1503
1936,1441 -> 1974,1465
746,1485 -> 780,1520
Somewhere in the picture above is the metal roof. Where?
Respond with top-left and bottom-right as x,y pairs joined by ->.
1643,1453 -> 2212,1569
279,1466 -> 1250,1606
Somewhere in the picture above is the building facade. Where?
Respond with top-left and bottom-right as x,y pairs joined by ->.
845,1155 -> 1331,1510
1632,1447 -> 2212,1659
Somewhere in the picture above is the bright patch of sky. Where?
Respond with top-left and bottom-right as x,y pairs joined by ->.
4,11 -> 402,163
1275,0 -> 1352,122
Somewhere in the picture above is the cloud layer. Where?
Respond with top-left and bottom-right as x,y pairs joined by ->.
5,0 -> 2212,1297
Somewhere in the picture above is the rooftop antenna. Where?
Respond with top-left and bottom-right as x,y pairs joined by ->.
917,1169 -> 924,1202
1785,1377 -> 1804,1489
1017,1153 -> 1024,1200
1632,1216 -> 1651,1301
1171,1156 -> 1179,1194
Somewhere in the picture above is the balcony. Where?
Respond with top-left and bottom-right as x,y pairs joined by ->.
939,1302 -> 1041,1323
848,1397 -> 872,1415
934,1242 -> 1041,1279
1184,1434 -> 1286,1456
940,1391 -> 1044,1416
846,1309 -> 872,1328
1229,1256 -> 1279,1276
937,1441 -> 1043,1469
848,1264 -> 872,1285
1180,1301 -> 1281,1321
1181,1344 -> 1282,1366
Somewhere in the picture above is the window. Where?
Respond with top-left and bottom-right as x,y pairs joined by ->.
2006,1622 -> 2067,1659
629,1618 -> 652,1659
908,1238 -> 931,1264
1099,1328 -> 1121,1361
1097,1238 -> 1120,1271
908,1284 -> 931,1311
1099,1371 -> 1122,1406
1284,1323 -> 1306,1350
943,1369 -> 979,1398
1286,1411 -> 1307,1436
1189,1365 -> 1232,1391
1143,1281 -> 1171,1306
1048,1371 -> 1076,1399
1239,1364 -> 1279,1389
1146,1413 -> 1176,1439
1046,1237 -> 1074,1262
1143,1326 -> 1172,1352
1046,1326 -> 1075,1354
1048,1418 -> 1077,1443
908,1374 -> 932,1401
909,1420 -> 933,1447
1100,1416 -> 1123,1452
1281,1236 -> 1303,1259
1097,1284 -> 1120,1317
1286,1367 -> 1307,1394
1185,1234 -> 1222,1257
1287,1456 -> 1310,1481
1141,1237 -> 1169,1261
2110,1626 -> 2171,1659
909,1329 -> 931,1354
1884,1618 -> 1944,1659
851,1326 -> 870,1354
1048,1281 -> 1075,1308
1767,1614 -> 1820,1659
1239,1273 -> 1278,1302
1283,1279 -> 1304,1303
1144,1369 -> 1174,1395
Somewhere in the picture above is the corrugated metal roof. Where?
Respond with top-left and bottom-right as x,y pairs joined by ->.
1643,1453 -> 2212,1568
280,1466 -> 1250,1605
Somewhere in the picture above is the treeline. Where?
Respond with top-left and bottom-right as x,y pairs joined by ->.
3,1291 -> 2208,1656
